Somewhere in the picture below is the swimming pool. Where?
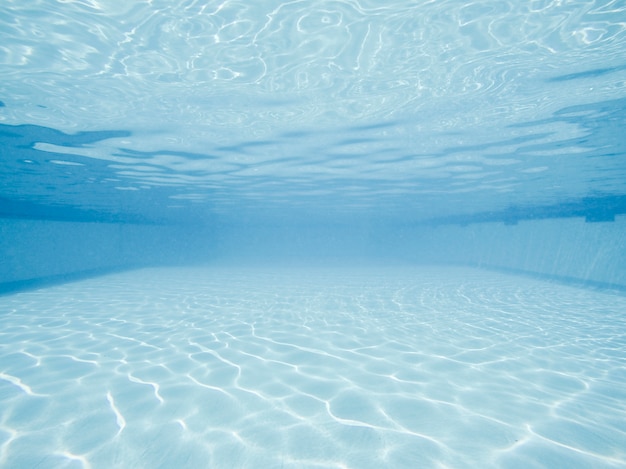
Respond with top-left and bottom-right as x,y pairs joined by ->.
1,1 -> 626,467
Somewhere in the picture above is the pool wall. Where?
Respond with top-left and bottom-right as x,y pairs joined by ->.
0,219 -> 214,287
408,216 -> 626,288
1,216 -> 624,290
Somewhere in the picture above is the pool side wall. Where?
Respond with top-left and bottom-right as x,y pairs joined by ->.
408,216 -> 626,289
0,219 -> 214,286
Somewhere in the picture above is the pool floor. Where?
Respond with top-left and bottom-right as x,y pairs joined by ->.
1,266 -> 625,468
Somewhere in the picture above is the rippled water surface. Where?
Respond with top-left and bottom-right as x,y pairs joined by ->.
1,266 -> 625,468
1,0 -> 625,223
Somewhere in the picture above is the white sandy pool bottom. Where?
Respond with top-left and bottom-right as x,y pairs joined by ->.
0,266 -> 625,468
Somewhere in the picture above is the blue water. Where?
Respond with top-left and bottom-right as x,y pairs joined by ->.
1,1 -> 626,468
1,0 -> 625,226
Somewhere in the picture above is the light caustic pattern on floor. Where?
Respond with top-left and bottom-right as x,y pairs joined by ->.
0,266 -> 625,468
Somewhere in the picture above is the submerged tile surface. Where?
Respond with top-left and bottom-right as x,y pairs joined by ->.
1,266 -> 625,468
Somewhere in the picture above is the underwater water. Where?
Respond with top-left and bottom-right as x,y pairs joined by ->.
1,0 -> 626,468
